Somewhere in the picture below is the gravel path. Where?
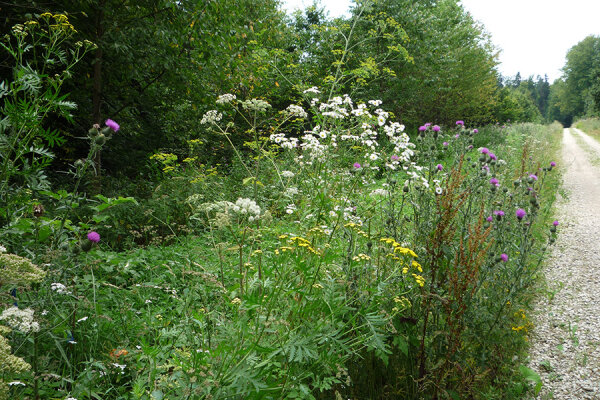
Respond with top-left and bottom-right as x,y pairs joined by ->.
528,128 -> 600,399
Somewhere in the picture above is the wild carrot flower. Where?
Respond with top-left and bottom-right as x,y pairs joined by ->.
500,253 -> 508,262
87,231 -> 100,243
105,119 -> 120,132
516,208 -> 526,220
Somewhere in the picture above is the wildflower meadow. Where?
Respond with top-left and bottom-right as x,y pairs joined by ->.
2,1 -> 592,399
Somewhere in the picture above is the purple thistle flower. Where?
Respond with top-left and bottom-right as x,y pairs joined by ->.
493,210 -> 505,217
105,119 -> 120,132
87,231 -> 100,243
436,164 -> 443,171
419,125 -> 427,132
391,155 -> 400,161
489,153 -> 497,161
486,216 -> 493,222
529,174 -> 538,181
500,253 -> 508,262
489,177 -> 499,186
468,145 -> 473,149
473,129 -> 479,133
480,147 -> 490,155
425,123 -> 432,127
456,120 -> 464,126
443,141 -> 449,147
433,125 -> 441,132
516,208 -> 526,220
455,134 -> 460,139
353,162 -> 361,169
553,220 -> 559,226
550,161 -> 556,167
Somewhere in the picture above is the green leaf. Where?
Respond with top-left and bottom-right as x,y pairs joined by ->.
519,365 -> 542,395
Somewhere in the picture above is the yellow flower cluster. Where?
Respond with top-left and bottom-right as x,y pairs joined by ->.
289,236 -> 320,255
511,309 -> 533,334
352,253 -> 371,262
344,222 -> 368,238
39,13 -> 77,33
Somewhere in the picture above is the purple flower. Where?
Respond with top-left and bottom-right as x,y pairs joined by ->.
500,253 -> 508,262
529,174 -> 538,181
489,177 -> 499,186
436,164 -> 443,171
516,208 -> 526,220
353,162 -> 361,169
489,153 -> 497,161
550,161 -> 556,167
456,120 -> 464,126
473,129 -> 479,133
468,145 -> 473,149
433,125 -> 441,132
105,119 -> 120,132
480,147 -> 490,155
493,210 -> 505,217
455,134 -> 460,139
424,123 -> 432,127
419,125 -> 427,132
87,231 -> 100,243
443,141 -> 449,147
553,220 -> 559,226
391,155 -> 400,161
486,216 -> 493,222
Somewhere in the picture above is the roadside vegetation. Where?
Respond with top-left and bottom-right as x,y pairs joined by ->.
0,1 -> 570,399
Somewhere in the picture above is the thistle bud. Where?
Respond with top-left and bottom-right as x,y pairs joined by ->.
80,240 -> 93,252
95,133 -> 106,145
88,127 -> 99,137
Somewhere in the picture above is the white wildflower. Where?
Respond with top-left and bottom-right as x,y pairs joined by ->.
368,99 -> 382,106
51,282 -> 71,295
303,86 -> 320,94
285,204 -> 297,214
241,98 -> 271,113
281,170 -> 295,178
0,244 -> 6,253
8,381 -> 25,386
284,187 -> 299,197
216,93 -> 236,104
77,316 -> 88,323
0,307 -> 40,333
200,110 -> 222,125
285,104 -> 307,119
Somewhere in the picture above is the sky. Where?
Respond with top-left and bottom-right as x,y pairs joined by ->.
281,0 -> 600,82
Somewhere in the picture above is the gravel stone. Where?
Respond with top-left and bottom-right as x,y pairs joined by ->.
528,128 -> 600,400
